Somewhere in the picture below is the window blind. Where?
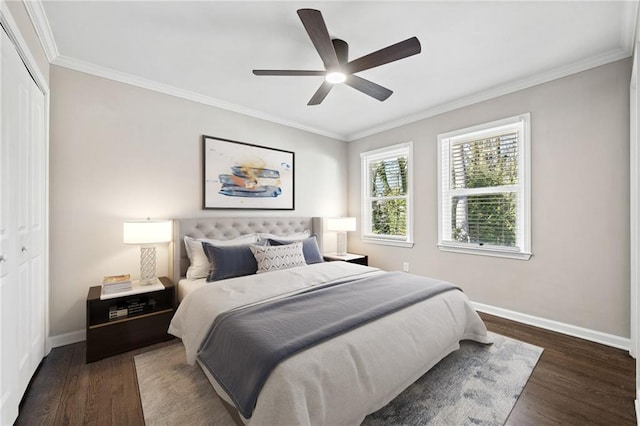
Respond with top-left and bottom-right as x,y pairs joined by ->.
370,156 -> 408,197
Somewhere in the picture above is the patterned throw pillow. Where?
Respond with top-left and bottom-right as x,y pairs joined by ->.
250,241 -> 307,273
267,235 -> 324,264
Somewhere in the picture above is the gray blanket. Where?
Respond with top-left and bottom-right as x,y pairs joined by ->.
197,271 -> 459,418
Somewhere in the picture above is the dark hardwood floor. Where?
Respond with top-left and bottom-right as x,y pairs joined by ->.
15,313 -> 636,425
482,313 -> 636,426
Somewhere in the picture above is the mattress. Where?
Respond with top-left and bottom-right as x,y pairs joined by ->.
177,277 -> 207,302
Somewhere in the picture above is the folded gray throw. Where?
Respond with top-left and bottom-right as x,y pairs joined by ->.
197,271 -> 459,418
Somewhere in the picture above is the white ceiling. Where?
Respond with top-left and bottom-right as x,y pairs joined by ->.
34,1 -> 637,141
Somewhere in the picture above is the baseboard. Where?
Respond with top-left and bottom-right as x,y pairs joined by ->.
635,397 -> 639,426
472,301 -> 631,351
48,329 -> 85,349
46,303 -> 631,352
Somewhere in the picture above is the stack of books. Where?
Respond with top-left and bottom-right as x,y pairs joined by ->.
108,297 -> 157,320
109,305 -> 128,320
126,297 -> 156,316
102,274 -> 132,295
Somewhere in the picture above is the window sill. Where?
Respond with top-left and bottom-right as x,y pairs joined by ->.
362,236 -> 414,248
437,244 -> 532,260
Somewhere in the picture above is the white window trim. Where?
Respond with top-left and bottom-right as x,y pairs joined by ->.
361,142 -> 414,248
437,113 -> 532,260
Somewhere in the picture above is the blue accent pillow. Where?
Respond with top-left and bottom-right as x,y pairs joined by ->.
267,235 -> 324,265
203,240 -> 266,282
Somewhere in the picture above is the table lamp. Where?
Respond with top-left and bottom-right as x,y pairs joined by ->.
327,217 -> 356,256
123,219 -> 172,285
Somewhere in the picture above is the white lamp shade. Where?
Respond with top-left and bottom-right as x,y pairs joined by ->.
326,217 -> 356,232
123,220 -> 172,244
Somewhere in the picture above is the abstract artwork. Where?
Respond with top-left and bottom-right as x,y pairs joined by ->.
203,136 -> 294,210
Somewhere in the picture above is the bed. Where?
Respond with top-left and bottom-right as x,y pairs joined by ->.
168,217 -> 490,425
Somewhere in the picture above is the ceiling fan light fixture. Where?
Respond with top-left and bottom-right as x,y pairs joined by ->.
326,71 -> 346,84
253,9 -> 421,104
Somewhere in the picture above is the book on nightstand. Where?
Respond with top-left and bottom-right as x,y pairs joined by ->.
102,274 -> 132,294
103,274 -> 131,284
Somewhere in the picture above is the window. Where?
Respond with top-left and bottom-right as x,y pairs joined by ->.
361,142 -> 414,247
437,114 -> 531,260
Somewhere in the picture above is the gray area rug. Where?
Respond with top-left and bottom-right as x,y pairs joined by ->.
135,332 -> 542,425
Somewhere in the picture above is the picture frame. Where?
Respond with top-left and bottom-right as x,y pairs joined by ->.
203,135 -> 295,210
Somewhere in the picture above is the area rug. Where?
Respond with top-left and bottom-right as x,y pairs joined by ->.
135,332 -> 542,425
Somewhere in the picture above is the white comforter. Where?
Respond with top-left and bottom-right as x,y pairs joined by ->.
169,262 -> 490,426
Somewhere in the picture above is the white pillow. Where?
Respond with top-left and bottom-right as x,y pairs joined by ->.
184,234 -> 258,279
250,241 -> 306,274
257,230 -> 310,242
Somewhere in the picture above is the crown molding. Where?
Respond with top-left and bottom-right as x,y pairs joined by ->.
49,47 -> 634,143
51,46 -> 634,144
51,55 -> 346,141
345,47 -> 632,141
622,0 -> 640,53
23,0 -> 58,62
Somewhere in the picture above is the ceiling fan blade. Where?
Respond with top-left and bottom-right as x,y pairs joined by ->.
332,39 -> 349,65
308,81 -> 333,105
345,37 -> 421,74
345,75 -> 393,101
253,70 -> 325,76
297,9 -> 339,70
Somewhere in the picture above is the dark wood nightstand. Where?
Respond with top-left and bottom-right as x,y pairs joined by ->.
86,276 -> 175,363
323,252 -> 368,266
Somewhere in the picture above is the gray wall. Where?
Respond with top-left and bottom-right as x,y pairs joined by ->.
49,65 -> 348,336
347,58 -> 632,338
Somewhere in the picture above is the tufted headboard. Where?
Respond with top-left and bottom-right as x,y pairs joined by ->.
170,217 -> 316,285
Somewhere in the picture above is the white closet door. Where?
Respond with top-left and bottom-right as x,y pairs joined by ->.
0,26 -> 20,426
0,27 -> 46,425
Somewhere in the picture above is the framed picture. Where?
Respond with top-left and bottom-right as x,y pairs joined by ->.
203,135 -> 295,210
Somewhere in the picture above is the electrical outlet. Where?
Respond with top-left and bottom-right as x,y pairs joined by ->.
403,262 -> 410,272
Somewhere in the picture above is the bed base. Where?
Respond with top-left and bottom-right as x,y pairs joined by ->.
220,397 -> 244,426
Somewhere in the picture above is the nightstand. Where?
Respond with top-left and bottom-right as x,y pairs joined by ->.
323,252 -> 368,266
86,276 -> 175,363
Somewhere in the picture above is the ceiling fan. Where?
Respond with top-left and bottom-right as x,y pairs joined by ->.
252,9 -> 421,106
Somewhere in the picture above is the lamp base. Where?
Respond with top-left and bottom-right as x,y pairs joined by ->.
140,246 -> 157,284
336,232 -> 348,256
135,277 -> 161,286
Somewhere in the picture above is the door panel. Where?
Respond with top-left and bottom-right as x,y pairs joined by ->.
29,255 -> 44,369
29,83 -> 45,368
